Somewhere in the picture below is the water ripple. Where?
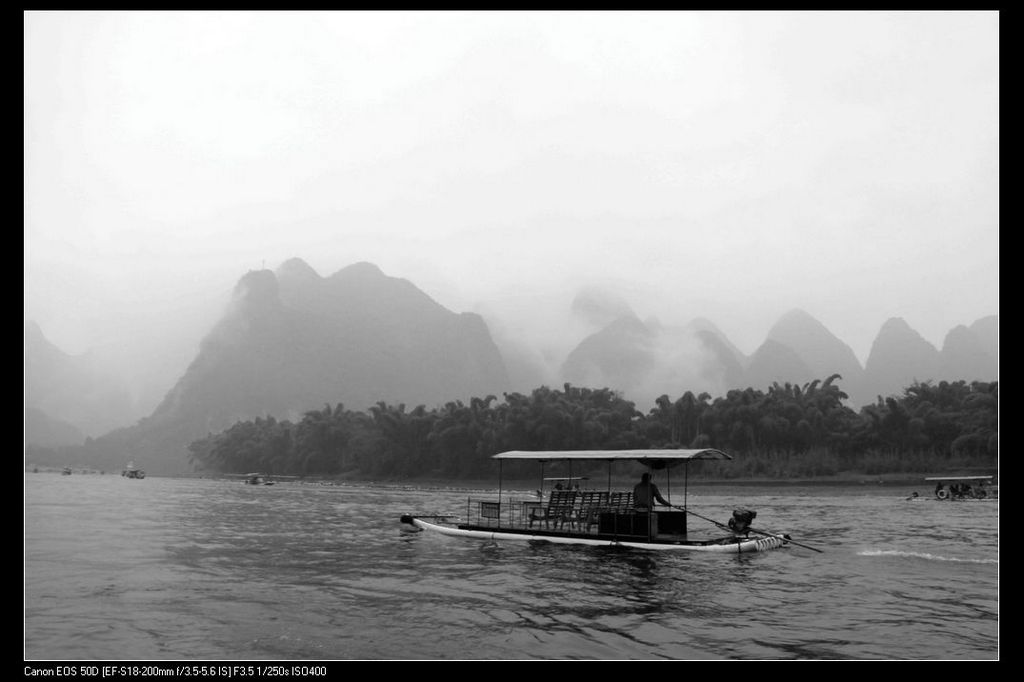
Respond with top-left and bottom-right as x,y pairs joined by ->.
858,549 -> 998,564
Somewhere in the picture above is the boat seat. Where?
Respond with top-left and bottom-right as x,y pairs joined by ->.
530,490 -> 577,529
608,491 -> 634,512
520,500 -> 543,526
574,491 -> 610,532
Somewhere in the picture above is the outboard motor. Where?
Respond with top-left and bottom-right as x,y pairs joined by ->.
399,514 -> 422,533
728,508 -> 757,536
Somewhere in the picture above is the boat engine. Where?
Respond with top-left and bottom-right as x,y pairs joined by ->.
728,508 -> 757,536
399,514 -> 422,532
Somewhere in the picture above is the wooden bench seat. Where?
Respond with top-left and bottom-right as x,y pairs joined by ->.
609,491 -> 634,512
573,491 -> 610,532
529,490 -> 577,529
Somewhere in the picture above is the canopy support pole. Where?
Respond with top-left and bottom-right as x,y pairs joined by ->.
647,462 -> 654,542
685,461 -> 689,509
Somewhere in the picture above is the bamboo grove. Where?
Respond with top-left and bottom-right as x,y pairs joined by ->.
185,376 -> 998,480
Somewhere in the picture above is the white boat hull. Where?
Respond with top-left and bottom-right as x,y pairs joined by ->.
402,516 -> 787,553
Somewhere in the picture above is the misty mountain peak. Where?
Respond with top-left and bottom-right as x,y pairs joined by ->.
331,261 -> 386,282
779,308 -> 814,321
25,320 -> 46,345
940,324 -> 997,381
570,287 -> 637,328
24,320 -> 73,362
686,317 -> 732,342
233,269 -> 280,301
770,309 -> 828,335
135,258 -> 509,472
644,316 -> 664,334
864,317 -> 942,400
744,338 -> 814,389
25,320 -> 135,441
606,314 -> 652,337
227,270 -> 284,323
969,315 -> 998,353
685,317 -> 747,366
942,323 -> 972,342
688,316 -> 720,332
767,308 -> 859,358
561,313 -> 655,395
276,257 -> 321,282
762,308 -> 866,401
875,317 -> 930,345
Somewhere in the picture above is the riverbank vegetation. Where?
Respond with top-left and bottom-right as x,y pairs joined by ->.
183,376 -> 997,480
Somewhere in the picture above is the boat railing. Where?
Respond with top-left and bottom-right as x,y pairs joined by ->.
465,497 -> 537,528
464,490 -> 647,535
465,494 -> 578,530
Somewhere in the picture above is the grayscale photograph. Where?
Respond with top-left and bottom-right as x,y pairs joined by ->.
24,10 -> 998,663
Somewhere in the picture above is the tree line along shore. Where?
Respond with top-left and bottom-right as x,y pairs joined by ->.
179,376 -> 996,481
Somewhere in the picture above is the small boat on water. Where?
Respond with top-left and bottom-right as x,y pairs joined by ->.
924,475 -> 997,501
401,449 -> 808,554
121,461 -> 146,479
232,472 -> 299,485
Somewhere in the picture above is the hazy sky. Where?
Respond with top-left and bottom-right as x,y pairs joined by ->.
25,11 -> 999,379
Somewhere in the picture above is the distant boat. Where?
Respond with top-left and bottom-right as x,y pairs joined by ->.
121,461 -> 146,479
233,472 -> 298,486
244,473 -> 274,485
923,475 -> 996,501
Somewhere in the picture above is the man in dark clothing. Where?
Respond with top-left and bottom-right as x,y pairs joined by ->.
633,472 -> 671,510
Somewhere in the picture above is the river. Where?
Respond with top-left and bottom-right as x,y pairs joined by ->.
24,472 -> 998,661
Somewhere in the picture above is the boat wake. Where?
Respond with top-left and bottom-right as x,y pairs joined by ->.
859,549 -> 997,564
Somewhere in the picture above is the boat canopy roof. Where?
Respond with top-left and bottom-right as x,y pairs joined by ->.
494,449 -> 732,468
924,475 -> 994,482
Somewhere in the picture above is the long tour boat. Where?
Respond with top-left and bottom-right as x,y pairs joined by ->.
401,449 -> 815,554
230,472 -> 301,485
924,475 -> 997,501
121,461 -> 146,479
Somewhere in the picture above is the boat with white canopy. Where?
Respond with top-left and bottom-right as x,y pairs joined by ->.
121,461 -> 145,479
400,449 -> 811,554
924,475 -> 997,500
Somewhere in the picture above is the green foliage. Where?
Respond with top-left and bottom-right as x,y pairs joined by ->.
185,377 -> 998,479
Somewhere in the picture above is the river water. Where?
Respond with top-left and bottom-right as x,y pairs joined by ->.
24,472 -> 999,661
